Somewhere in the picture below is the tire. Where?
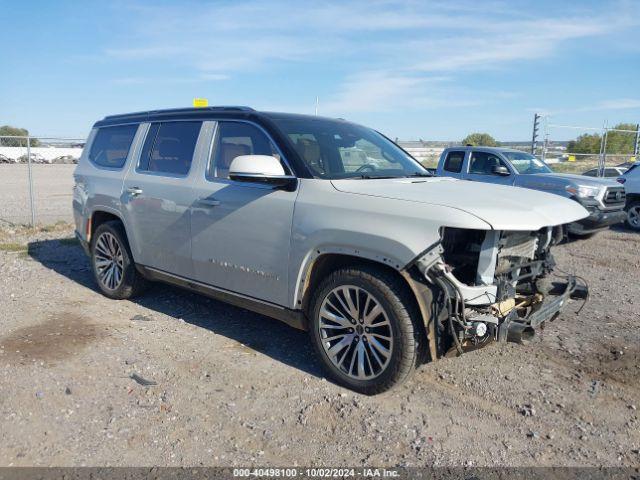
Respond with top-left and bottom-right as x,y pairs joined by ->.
626,201 -> 640,231
308,265 -> 423,395
90,220 -> 148,299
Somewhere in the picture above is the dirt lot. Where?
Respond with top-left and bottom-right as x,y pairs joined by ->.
0,223 -> 639,467
0,165 -> 75,225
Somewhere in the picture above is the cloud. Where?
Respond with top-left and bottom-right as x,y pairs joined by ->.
104,0 -> 640,113
594,98 -> 640,110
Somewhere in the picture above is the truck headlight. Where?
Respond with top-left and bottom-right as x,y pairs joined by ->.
566,185 -> 601,199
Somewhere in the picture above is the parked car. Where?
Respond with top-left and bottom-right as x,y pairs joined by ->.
617,162 -> 640,230
583,166 -> 627,178
73,107 -> 588,394
17,152 -> 49,164
436,147 -> 627,238
0,154 -> 16,163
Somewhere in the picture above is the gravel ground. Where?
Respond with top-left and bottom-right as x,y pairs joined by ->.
0,224 -> 639,467
0,165 -> 75,225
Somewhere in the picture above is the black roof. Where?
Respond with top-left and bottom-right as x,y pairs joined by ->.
94,106 -> 345,128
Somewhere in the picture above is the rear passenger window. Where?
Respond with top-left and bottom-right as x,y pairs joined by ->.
138,121 -> 202,176
209,122 -> 282,179
443,151 -> 464,173
89,125 -> 138,169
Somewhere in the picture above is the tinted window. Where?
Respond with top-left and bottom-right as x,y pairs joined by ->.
89,125 -> 138,169
469,151 -> 507,175
583,169 -> 597,177
443,151 -> 464,173
209,122 -> 282,179
138,121 -> 201,176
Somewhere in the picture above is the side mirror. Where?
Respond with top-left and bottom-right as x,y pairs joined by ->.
229,155 -> 297,190
492,165 -> 510,176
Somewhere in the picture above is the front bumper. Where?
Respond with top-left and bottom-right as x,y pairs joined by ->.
569,207 -> 626,235
497,276 -> 587,343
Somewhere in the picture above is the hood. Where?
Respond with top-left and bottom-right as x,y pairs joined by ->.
331,177 -> 588,231
525,172 -> 620,187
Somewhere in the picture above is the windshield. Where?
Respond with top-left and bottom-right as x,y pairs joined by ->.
502,151 -> 553,174
272,117 -> 428,179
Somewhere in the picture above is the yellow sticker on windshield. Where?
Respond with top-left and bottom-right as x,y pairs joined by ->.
193,98 -> 209,108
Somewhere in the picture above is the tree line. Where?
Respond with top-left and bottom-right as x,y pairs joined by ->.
461,123 -> 639,154
0,125 -> 40,147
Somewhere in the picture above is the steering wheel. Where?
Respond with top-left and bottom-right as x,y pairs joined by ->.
356,164 -> 376,173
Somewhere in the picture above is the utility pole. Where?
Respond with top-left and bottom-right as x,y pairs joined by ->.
634,123 -> 640,157
315,96 -> 319,116
531,113 -> 541,155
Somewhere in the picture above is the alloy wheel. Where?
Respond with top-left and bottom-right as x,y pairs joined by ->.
94,232 -> 125,290
318,285 -> 393,380
628,206 -> 640,230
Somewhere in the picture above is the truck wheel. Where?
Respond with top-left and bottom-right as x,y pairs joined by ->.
309,265 -> 422,394
91,220 -> 148,299
627,201 -> 640,231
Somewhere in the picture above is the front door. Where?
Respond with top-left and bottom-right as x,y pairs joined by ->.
465,150 -> 515,186
121,121 -> 204,278
190,121 -> 297,306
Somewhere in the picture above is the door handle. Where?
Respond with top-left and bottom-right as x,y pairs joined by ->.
197,198 -> 221,207
126,187 -> 143,196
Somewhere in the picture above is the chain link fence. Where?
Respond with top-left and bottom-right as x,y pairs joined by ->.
0,135 -> 85,227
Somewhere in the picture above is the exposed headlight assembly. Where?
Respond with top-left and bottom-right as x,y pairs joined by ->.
566,185 -> 601,199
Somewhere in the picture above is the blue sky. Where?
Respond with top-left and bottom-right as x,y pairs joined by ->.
1,0 -> 639,140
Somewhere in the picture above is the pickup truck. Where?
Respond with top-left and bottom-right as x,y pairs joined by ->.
436,146 -> 627,237
617,162 -> 640,230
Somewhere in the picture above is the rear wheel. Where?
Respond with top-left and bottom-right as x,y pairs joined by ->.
626,201 -> 640,231
309,265 -> 422,394
91,221 -> 148,299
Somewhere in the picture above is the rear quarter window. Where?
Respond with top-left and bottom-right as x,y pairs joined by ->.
88,125 -> 138,169
443,151 -> 465,173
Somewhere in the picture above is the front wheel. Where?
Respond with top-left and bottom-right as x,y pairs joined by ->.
309,266 -> 423,394
626,201 -> 640,231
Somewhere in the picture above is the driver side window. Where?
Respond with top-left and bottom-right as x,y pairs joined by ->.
469,151 -> 508,175
208,122 -> 283,179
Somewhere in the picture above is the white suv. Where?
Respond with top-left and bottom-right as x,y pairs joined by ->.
74,106 -> 589,393
618,162 -> 640,230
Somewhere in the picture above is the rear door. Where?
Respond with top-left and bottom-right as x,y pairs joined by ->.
121,120 -> 205,278
439,150 -> 466,179
190,120 -> 297,306
464,150 -> 515,186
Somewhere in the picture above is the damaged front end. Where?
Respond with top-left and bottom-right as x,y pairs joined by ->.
413,227 -> 588,356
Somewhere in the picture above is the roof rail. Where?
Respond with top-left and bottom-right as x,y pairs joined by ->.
103,106 -> 255,121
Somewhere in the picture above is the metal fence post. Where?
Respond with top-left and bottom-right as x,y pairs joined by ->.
26,136 -> 36,227
634,123 -> 640,157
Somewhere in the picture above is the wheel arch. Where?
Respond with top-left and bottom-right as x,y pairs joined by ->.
87,208 -> 134,254
296,251 -> 436,361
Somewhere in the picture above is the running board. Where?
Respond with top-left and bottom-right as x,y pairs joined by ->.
136,265 -> 307,331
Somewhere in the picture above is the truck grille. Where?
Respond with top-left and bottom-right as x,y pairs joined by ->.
603,186 -> 626,206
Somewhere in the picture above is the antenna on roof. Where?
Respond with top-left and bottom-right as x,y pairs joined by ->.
315,96 -> 319,116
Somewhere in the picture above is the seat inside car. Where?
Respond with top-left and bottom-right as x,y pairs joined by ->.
216,142 -> 250,178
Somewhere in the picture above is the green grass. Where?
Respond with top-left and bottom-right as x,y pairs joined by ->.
0,243 -> 27,252
550,161 -> 599,174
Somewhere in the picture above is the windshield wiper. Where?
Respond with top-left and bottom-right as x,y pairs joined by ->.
406,172 -> 433,177
355,174 -> 401,179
